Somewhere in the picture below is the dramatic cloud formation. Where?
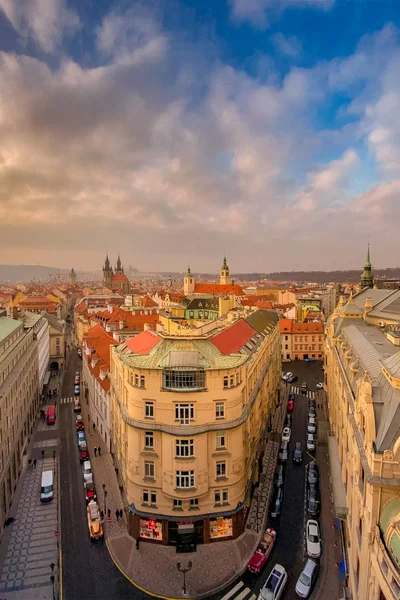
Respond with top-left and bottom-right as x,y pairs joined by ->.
0,2 -> 398,271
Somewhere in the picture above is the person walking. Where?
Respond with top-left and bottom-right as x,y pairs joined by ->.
115,509 -> 119,521
28,459 -> 32,470
33,458 -> 37,469
136,538 -> 140,550
119,509 -> 123,520
93,423 -> 96,433
98,446 -> 101,456
94,447 -> 97,457
107,509 -> 111,519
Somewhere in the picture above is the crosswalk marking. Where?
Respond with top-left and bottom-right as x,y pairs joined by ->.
220,582 -> 256,600
235,589 -> 253,600
60,397 -> 74,404
290,386 -> 316,399
221,581 -> 244,600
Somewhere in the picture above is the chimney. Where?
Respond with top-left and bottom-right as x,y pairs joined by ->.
364,297 -> 373,314
119,320 -> 124,330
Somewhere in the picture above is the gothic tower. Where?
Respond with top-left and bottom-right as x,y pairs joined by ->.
115,254 -> 124,275
69,268 -> 77,284
103,254 -> 113,287
184,267 -> 195,296
220,256 -> 231,285
360,244 -> 374,289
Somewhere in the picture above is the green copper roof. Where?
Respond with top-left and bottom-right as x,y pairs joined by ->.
380,498 -> 400,535
0,317 -> 23,345
380,498 -> 400,570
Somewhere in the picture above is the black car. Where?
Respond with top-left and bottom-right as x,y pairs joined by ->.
307,463 -> 319,485
309,399 -> 316,409
293,441 -> 303,464
307,484 -> 320,516
270,487 -> 284,518
301,382 -> 308,395
285,414 -> 292,429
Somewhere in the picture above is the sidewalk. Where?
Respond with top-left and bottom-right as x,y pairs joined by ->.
80,395 -> 286,599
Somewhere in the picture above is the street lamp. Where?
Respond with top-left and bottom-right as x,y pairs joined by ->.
176,561 -> 192,596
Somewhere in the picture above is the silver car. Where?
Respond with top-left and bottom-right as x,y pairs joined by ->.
306,434 -> 315,452
295,558 -> 319,598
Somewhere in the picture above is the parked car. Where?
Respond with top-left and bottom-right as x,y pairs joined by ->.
301,382 -> 308,395
77,431 -> 87,450
307,463 -> 319,486
282,372 -> 293,381
274,465 -> 285,488
247,528 -> 276,574
282,427 -> 291,443
307,484 -> 320,516
288,392 -> 295,401
285,414 -> 292,429
306,520 -> 321,558
82,460 -> 93,484
293,442 -> 303,464
306,434 -> 316,452
287,375 -> 298,383
74,384 -> 80,396
278,441 -> 288,463
307,417 -> 316,434
270,487 -> 284,518
80,449 -> 89,463
76,415 -> 84,430
295,558 -> 319,598
77,348 -> 82,358
258,564 -> 288,600
308,404 -> 316,417
85,481 -> 97,504
316,382 -> 323,389
309,399 -> 316,409
287,399 -> 294,412
304,357 -> 316,363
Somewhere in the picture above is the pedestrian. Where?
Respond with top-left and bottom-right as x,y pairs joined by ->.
94,447 -> 97,457
100,511 -> 104,522
28,459 -> 32,470
136,538 -> 140,550
98,446 -> 101,456
93,423 -> 96,432
41,450 -> 44,460
119,509 -> 123,520
107,509 -> 111,519
115,509 -> 119,521
33,458 -> 37,469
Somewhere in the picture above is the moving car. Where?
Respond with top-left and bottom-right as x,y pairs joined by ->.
307,463 -> 319,485
46,405 -> 56,425
270,487 -> 283,518
301,382 -> 308,395
77,430 -> 87,451
295,558 -> 319,598
293,442 -> 303,464
316,382 -> 323,389
258,564 -> 287,600
85,481 -> 97,504
278,441 -> 288,463
304,357 -> 316,363
82,460 -> 93,484
307,434 -> 316,452
247,528 -> 277,574
306,520 -> 321,558
307,484 -> 320,516
307,418 -> 316,434
282,427 -> 291,443
287,399 -> 294,412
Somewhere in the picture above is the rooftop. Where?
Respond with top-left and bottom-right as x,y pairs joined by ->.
0,317 -> 23,345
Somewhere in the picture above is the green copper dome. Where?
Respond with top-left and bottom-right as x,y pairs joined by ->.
379,498 -> 400,570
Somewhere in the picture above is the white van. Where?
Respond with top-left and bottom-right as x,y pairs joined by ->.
40,470 -> 54,502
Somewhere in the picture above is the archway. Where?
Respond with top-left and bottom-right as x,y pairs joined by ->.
50,361 -> 59,371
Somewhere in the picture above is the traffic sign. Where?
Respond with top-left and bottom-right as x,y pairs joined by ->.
55,531 -> 60,537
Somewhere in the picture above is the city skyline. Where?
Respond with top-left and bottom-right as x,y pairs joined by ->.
1,0 -> 400,271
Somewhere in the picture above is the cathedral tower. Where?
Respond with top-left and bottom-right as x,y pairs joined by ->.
103,254 -> 113,287
220,256 -> 231,285
184,267 -> 195,296
360,244 -> 374,289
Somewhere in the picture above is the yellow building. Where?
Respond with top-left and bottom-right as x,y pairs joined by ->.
110,309 -> 281,546
325,289 -> 400,600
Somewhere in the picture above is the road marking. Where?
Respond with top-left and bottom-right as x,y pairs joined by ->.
235,588 -> 253,600
220,581 -> 245,600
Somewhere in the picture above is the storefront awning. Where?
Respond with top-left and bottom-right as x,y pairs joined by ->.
328,436 -> 348,519
43,371 -> 51,386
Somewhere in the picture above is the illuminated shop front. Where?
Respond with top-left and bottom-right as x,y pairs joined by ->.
139,518 -> 163,542
210,517 -> 233,540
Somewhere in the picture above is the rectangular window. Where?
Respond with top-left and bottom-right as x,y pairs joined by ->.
145,401 -> 154,419
175,404 -> 194,425
176,470 -> 195,489
173,499 -> 182,509
223,376 -> 228,389
216,461 -> 226,478
176,439 -> 194,457
150,491 -> 157,506
144,432 -> 154,449
236,373 -> 240,386
216,433 -> 225,449
142,490 -> 149,504
215,490 -> 221,505
144,461 -> 154,479
222,489 -> 228,503
163,369 -> 206,391
230,375 -> 234,387
135,374 -> 139,386
140,375 -> 145,388
215,402 -> 225,420
189,498 -> 199,509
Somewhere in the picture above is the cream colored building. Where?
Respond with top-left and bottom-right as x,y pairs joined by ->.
325,289 -> 400,600
43,313 -> 65,370
0,317 -> 40,532
110,309 -> 281,546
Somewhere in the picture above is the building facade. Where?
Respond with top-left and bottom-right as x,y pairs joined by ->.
110,309 -> 281,546
21,312 -> 50,389
0,317 -> 40,533
102,254 -> 130,294
280,319 -> 324,362
325,293 -> 400,600
43,313 -> 65,370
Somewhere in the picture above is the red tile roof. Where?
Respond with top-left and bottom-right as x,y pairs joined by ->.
85,323 -> 117,366
194,283 -> 245,296
279,319 -> 324,333
211,318 -> 258,355
112,274 -> 130,282
125,330 -> 160,355
141,296 -> 158,308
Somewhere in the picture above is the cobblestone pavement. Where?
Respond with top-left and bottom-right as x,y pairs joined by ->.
0,457 -> 58,599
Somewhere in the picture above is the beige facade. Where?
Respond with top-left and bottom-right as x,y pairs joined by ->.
43,313 -> 65,369
325,291 -> 400,600
0,317 -> 40,533
110,309 -> 281,545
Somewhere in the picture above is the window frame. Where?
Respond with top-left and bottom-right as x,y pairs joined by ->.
176,470 -> 195,489
145,401 -> 154,419
175,439 -> 194,458
215,401 -> 225,420
144,461 -> 155,479
216,461 -> 227,479
144,431 -> 154,449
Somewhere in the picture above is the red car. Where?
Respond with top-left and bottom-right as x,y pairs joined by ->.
80,449 -> 89,463
85,482 -> 97,504
287,399 -> 294,412
76,415 -> 84,431
247,528 -> 276,574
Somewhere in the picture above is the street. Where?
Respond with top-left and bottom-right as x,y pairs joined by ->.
212,360 -> 335,600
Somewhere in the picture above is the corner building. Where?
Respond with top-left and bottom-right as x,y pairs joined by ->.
110,309 -> 281,545
325,289 -> 400,600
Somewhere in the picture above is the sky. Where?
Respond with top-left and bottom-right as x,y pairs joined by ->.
0,0 -> 400,273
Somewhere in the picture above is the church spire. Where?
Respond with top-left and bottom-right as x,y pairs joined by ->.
116,254 -> 122,272
360,243 -> 374,289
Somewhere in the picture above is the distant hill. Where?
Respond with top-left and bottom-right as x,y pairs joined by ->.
261,268 -> 400,284
0,265 -> 70,283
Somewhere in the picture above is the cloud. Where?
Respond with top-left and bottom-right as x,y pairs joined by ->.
0,0 -> 80,53
229,0 -> 334,29
272,33 -> 302,58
